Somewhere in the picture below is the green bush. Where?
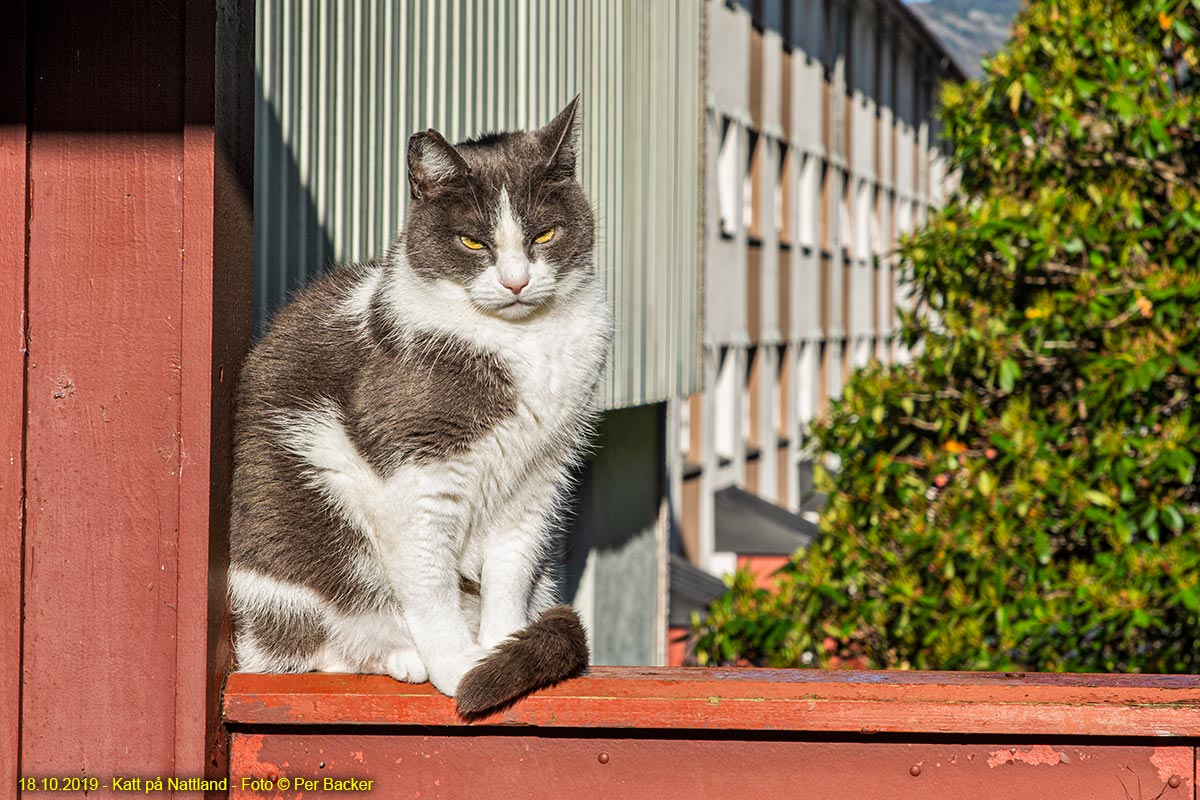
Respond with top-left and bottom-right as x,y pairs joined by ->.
695,0 -> 1200,673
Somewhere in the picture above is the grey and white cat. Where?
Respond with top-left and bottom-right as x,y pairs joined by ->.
229,98 -> 611,716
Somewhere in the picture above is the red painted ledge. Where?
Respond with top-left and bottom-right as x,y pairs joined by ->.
223,667 -> 1200,738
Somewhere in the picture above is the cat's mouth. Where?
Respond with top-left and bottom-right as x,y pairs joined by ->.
467,283 -> 552,320
492,298 -> 542,319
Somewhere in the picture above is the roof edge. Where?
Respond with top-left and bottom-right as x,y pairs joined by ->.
879,0 -> 971,83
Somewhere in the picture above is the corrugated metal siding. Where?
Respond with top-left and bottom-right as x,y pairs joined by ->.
254,0 -> 704,409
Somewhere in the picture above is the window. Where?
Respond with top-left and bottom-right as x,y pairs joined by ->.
798,154 -> 821,249
714,346 -> 738,461
854,180 -> 873,259
777,143 -> 792,243
775,345 -> 790,440
853,336 -> 872,370
877,189 -> 894,255
717,117 -> 739,237
820,161 -> 833,251
679,394 -> 693,460
745,347 -> 760,450
797,340 -> 818,427
745,131 -> 762,238
839,172 -> 852,255
896,196 -> 912,237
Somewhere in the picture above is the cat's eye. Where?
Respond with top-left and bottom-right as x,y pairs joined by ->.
533,228 -> 555,244
460,236 -> 486,250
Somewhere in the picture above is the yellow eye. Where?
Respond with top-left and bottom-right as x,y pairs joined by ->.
460,236 -> 485,250
534,228 -> 555,244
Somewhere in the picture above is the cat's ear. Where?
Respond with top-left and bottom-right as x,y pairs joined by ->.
407,129 -> 470,200
537,95 -> 580,178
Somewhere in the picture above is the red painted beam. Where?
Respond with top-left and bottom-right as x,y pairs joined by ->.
230,733 -> 1195,800
224,668 -> 1200,738
22,0 -> 187,771
12,0 -> 252,786
0,2 -> 28,792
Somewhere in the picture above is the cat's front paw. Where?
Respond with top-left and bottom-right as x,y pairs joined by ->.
427,645 -> 490,697
384,647 -> 428,684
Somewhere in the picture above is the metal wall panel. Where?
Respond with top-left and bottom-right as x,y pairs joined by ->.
255,0 -> 704,410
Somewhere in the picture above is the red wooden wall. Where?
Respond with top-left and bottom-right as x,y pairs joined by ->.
0,4 -> 29,794
0,1 -> 253,792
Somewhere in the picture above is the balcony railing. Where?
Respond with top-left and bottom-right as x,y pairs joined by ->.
224,667 -> 1200,799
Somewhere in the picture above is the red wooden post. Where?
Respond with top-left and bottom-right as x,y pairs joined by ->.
0,3 -> 29,794
2,1 -> 252,791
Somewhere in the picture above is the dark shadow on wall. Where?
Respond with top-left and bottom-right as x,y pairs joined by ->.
253,73 -> 336,337
563,404 -> 667,666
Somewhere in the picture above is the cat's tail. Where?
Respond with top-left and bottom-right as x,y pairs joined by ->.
455,605 -> 589,719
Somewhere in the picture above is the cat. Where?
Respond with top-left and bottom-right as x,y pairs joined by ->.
228,97 -> 612,717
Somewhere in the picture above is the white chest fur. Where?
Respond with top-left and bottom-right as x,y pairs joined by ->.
337,260 -> 612,552
383,258 -> 611,463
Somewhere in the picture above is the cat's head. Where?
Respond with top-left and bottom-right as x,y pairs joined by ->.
402,97 -> 594,320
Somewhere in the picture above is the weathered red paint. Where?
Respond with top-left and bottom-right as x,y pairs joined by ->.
737,553 -> 791,588
228,733 -> 1193,800
0,3 -> 28,792
667,626 -> 689,666
225,670 -> 1200,799
225,668 -> 1200,737
24,33 -> 185,776
178,0 -> 254,789
7,0 -> 252,789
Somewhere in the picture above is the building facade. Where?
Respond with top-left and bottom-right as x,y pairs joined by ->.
674,0 -> 962,591
253,0 -> 961,665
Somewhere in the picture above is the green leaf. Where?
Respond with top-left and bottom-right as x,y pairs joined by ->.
1033,530 -> 1052,565
1163,505 -> 1185,532
1007,80 -> 1023,114
1072,77 -> 1099,98
999,359 -> 1021,393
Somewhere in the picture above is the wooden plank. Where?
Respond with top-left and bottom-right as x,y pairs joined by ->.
21,0 -> 186,778
16,2 -> 252,784
178,0 -> 254,789
230,733 -> 1195,800
0,0 -> 27,789
178,1 -> 219,784
224,668 -> 1200,737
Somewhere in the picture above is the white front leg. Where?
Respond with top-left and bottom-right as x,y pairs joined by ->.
370,474 -> 487,697
478,478 -> 562,650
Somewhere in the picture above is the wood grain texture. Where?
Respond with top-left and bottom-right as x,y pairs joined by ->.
179,0 -> 254,791
224,668 -> 1200,737
178,0 -> 219,783
17,0 -> 252,785
22,0 -> 186,773
0,1 -> 28,790
230,733 -> 1194,800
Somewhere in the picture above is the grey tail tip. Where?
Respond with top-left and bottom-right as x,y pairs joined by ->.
454,604 -> 589,720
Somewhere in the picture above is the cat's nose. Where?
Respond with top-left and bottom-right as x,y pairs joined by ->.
501,276 -> 528,295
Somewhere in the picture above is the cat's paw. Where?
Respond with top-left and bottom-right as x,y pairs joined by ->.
427,645 -> 490,697
384,647 -> 428,684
